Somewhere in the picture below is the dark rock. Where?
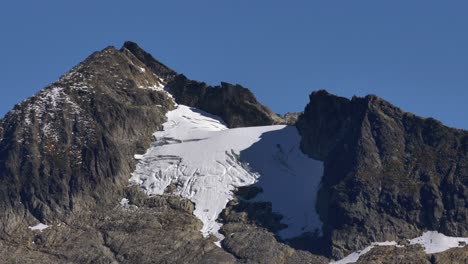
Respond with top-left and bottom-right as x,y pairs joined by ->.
0,45 -> 175,237
297,90 -> 468,258
235,185 -> 263,200
164,75 -> 284,128
121,41 -> 178,82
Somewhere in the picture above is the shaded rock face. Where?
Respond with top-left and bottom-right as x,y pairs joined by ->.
297,90 -> 468,258
121,41 -> 178,83
0,45 -> 174,235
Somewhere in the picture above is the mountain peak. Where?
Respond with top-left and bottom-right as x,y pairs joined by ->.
120,41 -> 177,82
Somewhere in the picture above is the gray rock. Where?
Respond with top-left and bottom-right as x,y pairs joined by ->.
297,90 -> 468,258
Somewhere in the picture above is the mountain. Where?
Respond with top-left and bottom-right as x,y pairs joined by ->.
0,42 -> 466,264
297,91 -> 468,258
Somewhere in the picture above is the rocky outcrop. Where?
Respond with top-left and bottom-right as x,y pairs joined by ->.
282,112 -> 302,125
219,192 -> 330,264
0,188 -> 236,264
0,45 -> 175,236
297,90 -> 468,258
121,41 -> 178,83
164,75 -> 284,127
356,244 -> 468,264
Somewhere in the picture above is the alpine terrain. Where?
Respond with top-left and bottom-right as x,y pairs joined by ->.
0,42 -> 466,264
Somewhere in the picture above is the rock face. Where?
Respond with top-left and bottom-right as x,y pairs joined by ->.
0,45 -> 174,236
0,187 -> 236,264
165,76 -> 284,127
297,90 -> 468,258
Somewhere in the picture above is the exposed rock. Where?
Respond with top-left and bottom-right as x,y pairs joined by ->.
0,190 -> 236,264
356,245 -> 431,264
165,75 -> 284,128
297,90 -> 468,258
0,45 -> 175,237
355,244 -> 468,264
220,223 -> 329,264
282,112 -> 302,125
120,41 -> 284,128
219,193 -> 330,264
431,246 -> 468,264
121,41 -> 178,82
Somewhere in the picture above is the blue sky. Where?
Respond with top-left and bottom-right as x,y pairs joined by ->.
1,0 -> 467,129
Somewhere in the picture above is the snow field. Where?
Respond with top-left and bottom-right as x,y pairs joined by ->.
130,105 -> 324,239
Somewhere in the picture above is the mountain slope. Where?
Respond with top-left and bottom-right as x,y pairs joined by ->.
0,46 -> 174,235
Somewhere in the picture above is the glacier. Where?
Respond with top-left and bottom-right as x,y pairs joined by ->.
130,105 -> 324,240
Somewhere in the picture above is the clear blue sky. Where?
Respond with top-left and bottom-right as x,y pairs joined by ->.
1,1 -> 467,129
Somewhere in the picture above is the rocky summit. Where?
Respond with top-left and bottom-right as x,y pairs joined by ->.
0,42 -> 466,264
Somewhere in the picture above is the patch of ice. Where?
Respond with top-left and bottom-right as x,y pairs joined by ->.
409,231 -> 468,254
130,105 -> 324,240
120,198 -> 130,208
29,223 -> 49,231
134,154 -> 144,160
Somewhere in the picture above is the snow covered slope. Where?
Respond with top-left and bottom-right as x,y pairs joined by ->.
130,105 -> 324,239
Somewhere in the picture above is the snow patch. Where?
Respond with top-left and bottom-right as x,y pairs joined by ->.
409,231 -> 468,254
130,105 -> 324,240
120,198 -> 130,208
332,231 -> 468,264
22,87 -> 84,141
29,223 -> 49,231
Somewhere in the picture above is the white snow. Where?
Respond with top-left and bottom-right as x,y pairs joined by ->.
120,198 -> 130,208
22,87 -> 84,140
331,231 -> 468,264
409,231 -> 468,254
28,223 -> 49,231
130,105 -> 324,240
